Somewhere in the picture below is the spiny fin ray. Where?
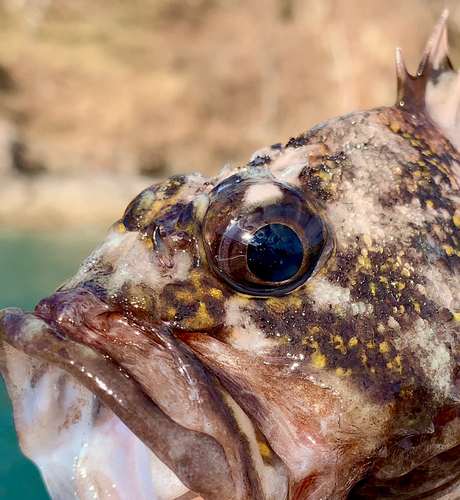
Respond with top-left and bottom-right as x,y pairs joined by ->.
397,10 -> 460,152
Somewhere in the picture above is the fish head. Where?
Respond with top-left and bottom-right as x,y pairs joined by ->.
2,11 -> 460,500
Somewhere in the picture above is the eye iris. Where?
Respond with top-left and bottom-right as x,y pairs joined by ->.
247,224 -> 303,282
202,176 -> 329,296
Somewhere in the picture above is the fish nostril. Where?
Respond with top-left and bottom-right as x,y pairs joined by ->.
151,224 -> 174,269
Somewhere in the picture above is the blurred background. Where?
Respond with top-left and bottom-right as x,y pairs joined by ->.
1,0 -> 460,498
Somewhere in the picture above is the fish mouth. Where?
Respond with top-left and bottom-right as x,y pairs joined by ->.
4,289 -> 460,500
0,287 -> 288,500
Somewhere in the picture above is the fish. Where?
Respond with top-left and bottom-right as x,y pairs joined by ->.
2,10 -> 460,500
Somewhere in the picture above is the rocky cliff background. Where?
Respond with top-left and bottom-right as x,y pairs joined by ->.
0,0 -> 458,228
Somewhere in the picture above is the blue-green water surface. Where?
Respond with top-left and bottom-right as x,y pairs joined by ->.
0,230 -> 103,499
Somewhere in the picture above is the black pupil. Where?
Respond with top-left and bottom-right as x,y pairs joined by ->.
247,224 -> 303,282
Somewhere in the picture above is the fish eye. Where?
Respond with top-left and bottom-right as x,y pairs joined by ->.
202,176 -> 327,296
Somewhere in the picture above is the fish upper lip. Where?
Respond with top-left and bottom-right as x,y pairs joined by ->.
0,287 -> 289,500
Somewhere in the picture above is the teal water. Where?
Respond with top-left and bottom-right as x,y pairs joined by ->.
0,230 -> 103,500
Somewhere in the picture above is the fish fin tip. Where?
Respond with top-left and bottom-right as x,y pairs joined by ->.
422,12 -> 460,151
419,9 -> 453,77
395,46 -> 425,111
395,11 -> 457,117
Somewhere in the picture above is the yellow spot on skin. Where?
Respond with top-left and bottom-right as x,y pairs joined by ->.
140,237 -> 154,249
433,224 -> 445,239
387,356 -> 403,373
390,123 -> 400,133
399,387 -> 414,399
443,244 -> 460,258
258,441 -> 271,458
412,301 -> 421,313
379,341 -> 390,354
332,335 -> 347,354
401,268 -> 410,278
363,235 -> 373,248
165,307 -> 176,320
176,290 -> 195,303
336,367 -> 352,376
290,296 -> 303,310
367,342 -> 375,349
328,184 -> 338,195
266,297 -> 288,313
182,302 -> 214,330
357,254 -> 372,270
310,341 -> 326,369
454,313 -> 460,322
379,276 -> 390,288
417,160 -> 426,167
302,326 -> 320,345
369,282 -> 376,296
209,288 -> 224,299
426,200 -> 435,209
113,221 -> 127,233
191,272 -> 205,293
397,281 -> 406,291
453,211 -> 460,227
278,336 -> 292,345
315,170 -> 332,181
348,337 -> 358,348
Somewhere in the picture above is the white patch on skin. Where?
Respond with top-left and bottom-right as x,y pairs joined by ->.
170,249 -> 193,282
279,162 -> 307,181
387,316 -> 400,330
225,296 -> 275,352
423,264 -> 459,311
308,277 -> 351,311
392,317 -> 452,397
107,238 -> 192,296
66,229 -> 139,289
109,238 -> 160,291
269,145 -> 319,184
393,202 -> 435,229
243,183 -> 283,208
326,191 -> 387,245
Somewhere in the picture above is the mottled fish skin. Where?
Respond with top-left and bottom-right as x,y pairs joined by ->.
3,10 -> 460,500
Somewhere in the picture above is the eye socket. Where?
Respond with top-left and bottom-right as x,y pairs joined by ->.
202,176 -> 328,296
